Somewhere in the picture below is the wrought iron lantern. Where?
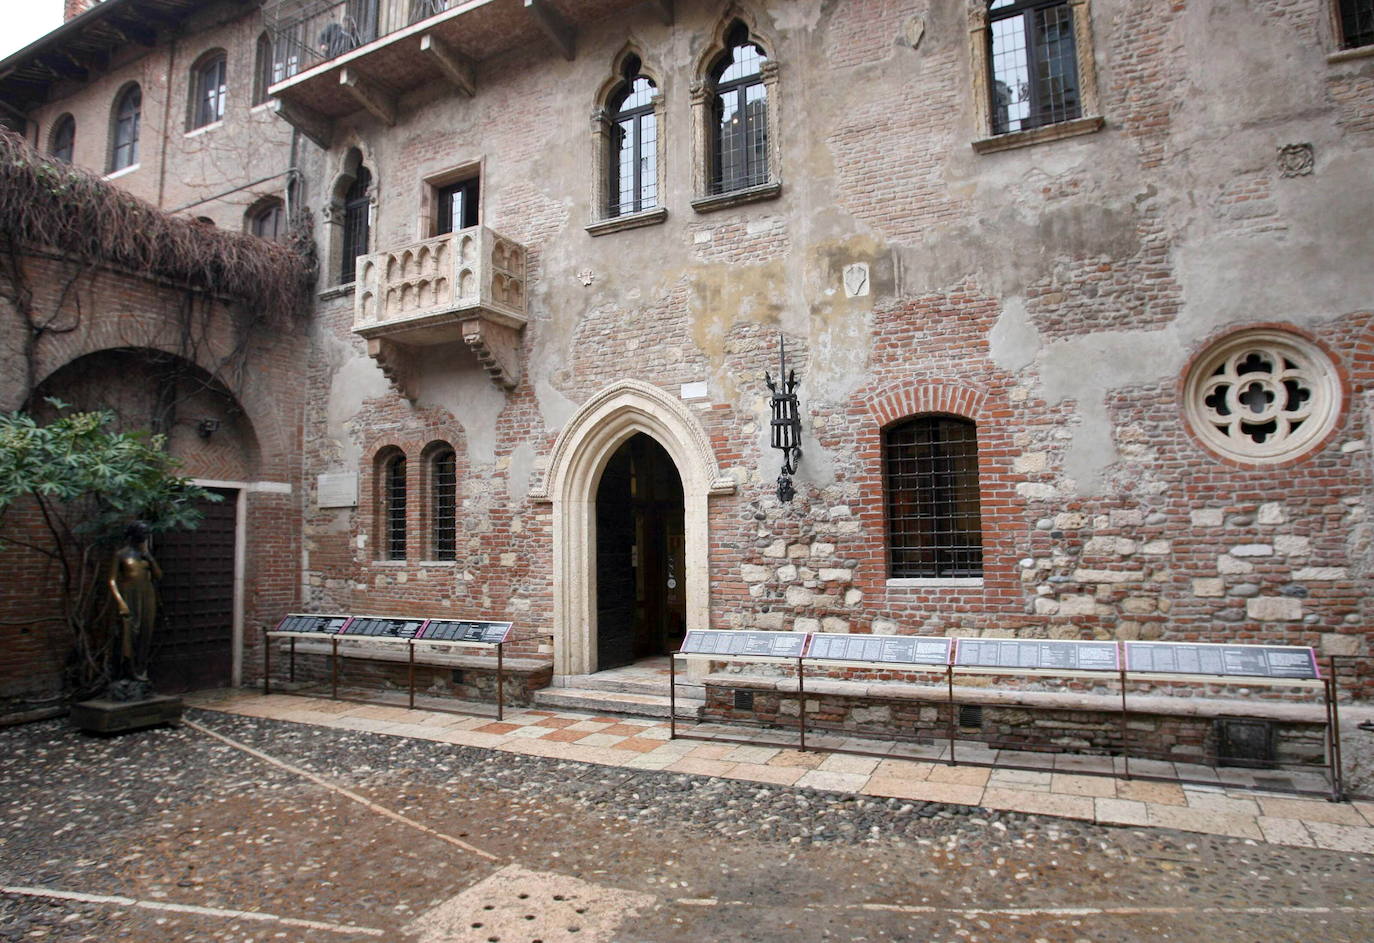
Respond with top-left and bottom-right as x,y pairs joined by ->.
765,336 -> 802,502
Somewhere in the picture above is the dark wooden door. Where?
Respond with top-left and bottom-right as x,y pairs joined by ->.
151,488 -> 237,691
596,449 -> 637,670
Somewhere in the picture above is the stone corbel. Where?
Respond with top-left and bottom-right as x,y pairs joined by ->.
524,0 -> 575,60
340,68 -> 397,126
462,319 -> 522,391
420,34 -> 476,97
272,98 -> 332,149
366,337 -> 417,402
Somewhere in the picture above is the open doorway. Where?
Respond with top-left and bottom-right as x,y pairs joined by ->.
595,433 -> 686,671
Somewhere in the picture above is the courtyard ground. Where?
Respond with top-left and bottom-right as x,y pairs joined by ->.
1,702 -> 1372,943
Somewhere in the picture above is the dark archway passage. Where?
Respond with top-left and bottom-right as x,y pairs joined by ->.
595,433 -> 686,671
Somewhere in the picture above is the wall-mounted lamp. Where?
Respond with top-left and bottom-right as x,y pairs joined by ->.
765,335 -> 802,502
196,418 -> 221,440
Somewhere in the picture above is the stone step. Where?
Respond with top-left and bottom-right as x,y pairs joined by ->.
532,686 -> 703,721
552,673 -> 701,699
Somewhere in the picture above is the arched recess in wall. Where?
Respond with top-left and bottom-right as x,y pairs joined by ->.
28,347 -> 262,480
531,379 -> 737,676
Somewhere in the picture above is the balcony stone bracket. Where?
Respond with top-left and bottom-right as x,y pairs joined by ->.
353,226 -> 528,397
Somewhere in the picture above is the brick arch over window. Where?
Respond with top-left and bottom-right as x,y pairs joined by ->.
532,379 -> 736,676
865,382 -> 990,428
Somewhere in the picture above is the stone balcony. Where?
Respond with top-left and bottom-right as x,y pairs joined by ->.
352,226 -> 527,396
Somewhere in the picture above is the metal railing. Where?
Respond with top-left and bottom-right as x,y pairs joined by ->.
263,0 -> 455,75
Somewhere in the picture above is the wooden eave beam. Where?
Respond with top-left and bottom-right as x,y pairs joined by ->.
272,97 -> 333,149
419,34 -> 475,97
339,68 -> 397,126
524,0 -> 575,61
105,16 -> 157,47
38,53 -> 88,81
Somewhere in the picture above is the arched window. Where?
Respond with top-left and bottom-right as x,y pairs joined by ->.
986,0 -> 1080,135
109,84 -> 141,172
430,447 -> 457,561
190,51 -> 228,129
709,22 -> 769,195
49,114 -> 75,163
247,198 -> 286,241
254,34 -> 273,104
381,450 -> 407,561
340,164 -> 371,284
884,416 -> 983,578
608,58 -> 658,217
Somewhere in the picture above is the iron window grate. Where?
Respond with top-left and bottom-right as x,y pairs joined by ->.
885,416 -> 983,579
431,449 -> 456,562
340,166 -> 371,284
386,455 -> 406,561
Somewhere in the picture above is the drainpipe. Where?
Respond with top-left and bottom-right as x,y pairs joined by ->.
156,31 -> 177,210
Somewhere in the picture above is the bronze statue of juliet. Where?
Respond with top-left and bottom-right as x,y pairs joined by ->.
108,521 -> 161,683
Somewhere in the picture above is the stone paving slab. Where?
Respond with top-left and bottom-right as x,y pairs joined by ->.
184,690 -> 1374,854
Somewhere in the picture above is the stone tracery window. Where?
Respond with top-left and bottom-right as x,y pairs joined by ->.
708,22 -> 770,195
608,61 -> 659,217
1184,329 -> 1341,465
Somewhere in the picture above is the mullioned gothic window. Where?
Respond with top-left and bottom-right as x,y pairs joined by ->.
587,50 -> 667,235
884,416 -> 984,579
340,164 -> 372,284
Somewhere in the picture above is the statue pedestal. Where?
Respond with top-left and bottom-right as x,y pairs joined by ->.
70,695 -> 183,734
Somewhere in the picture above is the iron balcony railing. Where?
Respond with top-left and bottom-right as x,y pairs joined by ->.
263,0 -> 455,76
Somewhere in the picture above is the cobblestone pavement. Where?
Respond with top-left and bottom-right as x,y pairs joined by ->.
2,710 -> 1372,942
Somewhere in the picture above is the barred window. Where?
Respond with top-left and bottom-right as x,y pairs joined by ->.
384,453 -> 407,561
1340,0 -> 1374,48
885,416 -> 983,579
608,59 -> 658,217
49,114 -> 75,164
431,448 -> 457,561
987,0 -> 1081,135
340,165 -> 371,284
190,52 -> 228,130
710,22 -> 769,194
110,84 -> 141,172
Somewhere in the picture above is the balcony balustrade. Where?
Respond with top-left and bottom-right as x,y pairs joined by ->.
352,226 -> 527,395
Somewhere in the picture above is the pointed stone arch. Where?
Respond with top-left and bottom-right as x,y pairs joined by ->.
533,380 -> 735,676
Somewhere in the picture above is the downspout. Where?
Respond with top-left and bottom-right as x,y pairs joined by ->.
156,30 -> 178,209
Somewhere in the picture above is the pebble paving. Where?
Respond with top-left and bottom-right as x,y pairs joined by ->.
1,710 -> 1371,942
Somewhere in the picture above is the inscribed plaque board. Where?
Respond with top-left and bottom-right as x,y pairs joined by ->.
419,620 -> 514,644
680,630 -> 807,658
272,614 -> 351,635
1124,641 -> 1319,679
343,616 -> 427,640
806,633 -> 951,666
955,638 -> 1120,672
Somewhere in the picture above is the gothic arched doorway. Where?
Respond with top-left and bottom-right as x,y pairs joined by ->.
595,433 -> 686,670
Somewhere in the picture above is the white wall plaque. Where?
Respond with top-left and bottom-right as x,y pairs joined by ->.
843,263 -> 870,298
680,381 -> 709,400
317,472 -> 358,508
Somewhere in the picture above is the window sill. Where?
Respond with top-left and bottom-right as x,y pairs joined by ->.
886,577 -> 984,589
371,559 -> 409,567
972,115 -> 1105,155
418,560 -> 457,567
185,120 -> 224,138
104,163 -> 140,180
250,100 -> 275,113
585,206 -> 668,237
1328,44 -> 1374,65
691,181 -> 782,214
319,282 -> 356,301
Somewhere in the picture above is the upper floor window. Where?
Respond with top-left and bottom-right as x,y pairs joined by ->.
1339,0 -> 1374,48
884,416 -> 983,579
609,61 -> 659,217
987,0 -> 1080,135
190,51 -> 228,130
49,114 -> 75,164
341,164 -> 371,283
709,23 -> 770,194
430,447 -> 457,561
248,198 -> 286,241
109,84 -> 141,172
436,176 -> 479,234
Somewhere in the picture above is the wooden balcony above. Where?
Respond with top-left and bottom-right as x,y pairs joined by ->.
353,226 -> 528,396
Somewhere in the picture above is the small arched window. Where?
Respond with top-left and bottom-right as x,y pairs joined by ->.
254,34 -> 273,104
340,164 -> 372,283
110,84 -> 141,172
884,416 -> 983,579
430,447 -> 457,561
382,450 -> 407,561
248,198 -> 286,241
49,114 -> 75,164
709,22 -> 769,194
190,51 -> 228,130
608,57 -> 658,217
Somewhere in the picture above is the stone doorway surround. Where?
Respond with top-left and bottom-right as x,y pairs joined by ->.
531,380 -> 736,676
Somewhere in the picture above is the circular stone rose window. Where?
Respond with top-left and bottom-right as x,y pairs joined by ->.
1183,328 -> 1341,464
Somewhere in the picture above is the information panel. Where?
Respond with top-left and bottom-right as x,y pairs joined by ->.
955,638 -> 1120,672
1124,641 -> 1319,680
679,630 -> 807,658
342,616 -> 427,639
418,620 -> 513,644
806,633 -> 951,667
272,614 -> 351,635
